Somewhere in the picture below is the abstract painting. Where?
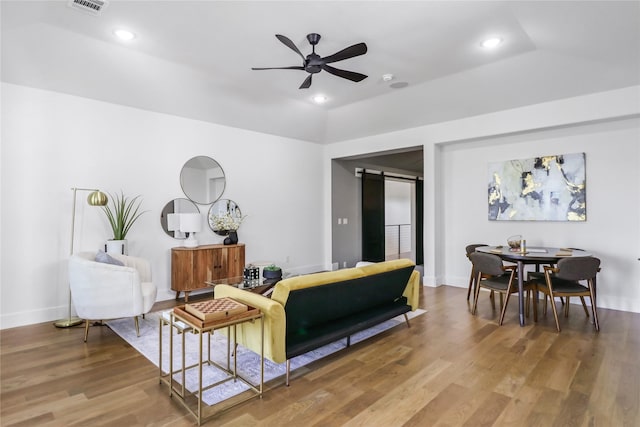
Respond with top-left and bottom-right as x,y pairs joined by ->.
488,152 -> 586,221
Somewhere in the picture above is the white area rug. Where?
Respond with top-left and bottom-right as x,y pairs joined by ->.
107,309 -> 426,406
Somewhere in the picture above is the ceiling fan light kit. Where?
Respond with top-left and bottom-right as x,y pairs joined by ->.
252,33 -> 368,89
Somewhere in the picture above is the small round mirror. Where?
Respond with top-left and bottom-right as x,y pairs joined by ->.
208,199 -> 243,236
160,198 -> 200,239
180,156 -> 226,205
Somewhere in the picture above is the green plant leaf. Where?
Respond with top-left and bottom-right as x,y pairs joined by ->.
102,191 -> 147,240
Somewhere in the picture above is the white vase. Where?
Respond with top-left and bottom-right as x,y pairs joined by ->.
106,239 -> 128,255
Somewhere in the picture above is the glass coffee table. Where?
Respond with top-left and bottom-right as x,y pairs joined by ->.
205,277 -> 276,297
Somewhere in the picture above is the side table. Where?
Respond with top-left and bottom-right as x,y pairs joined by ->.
159,303 -> 264,425
159,311 -> 194,398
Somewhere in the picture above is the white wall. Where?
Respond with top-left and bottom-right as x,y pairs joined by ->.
441,117 -> 640,312
324,86 -> 640,313
1,83 -> 325,329
3,83 -> 639,330
331,160 -> 362,269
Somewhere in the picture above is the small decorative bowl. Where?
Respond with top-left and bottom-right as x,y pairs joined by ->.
263,265 -> 282,280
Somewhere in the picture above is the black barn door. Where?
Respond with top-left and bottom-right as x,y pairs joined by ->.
415,178 -> 424,265
361,171 -> 385,262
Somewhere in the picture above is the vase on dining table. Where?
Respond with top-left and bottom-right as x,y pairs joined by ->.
507,235 -> 522,251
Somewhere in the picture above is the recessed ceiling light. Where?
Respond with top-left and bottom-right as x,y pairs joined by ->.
481,37 -> 502,49
382,73 -> 394,82
114,29 -> 135,41
312,94 -> 327,104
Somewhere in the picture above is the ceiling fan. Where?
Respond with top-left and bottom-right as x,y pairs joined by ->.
252,33 -> 368,89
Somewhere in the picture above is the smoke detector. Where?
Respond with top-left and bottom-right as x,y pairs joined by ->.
68,0 -> 109,16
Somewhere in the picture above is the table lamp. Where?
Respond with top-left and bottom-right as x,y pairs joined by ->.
54,187 -> 109,328
166,213 -> 182,238
179,213 -> 201,248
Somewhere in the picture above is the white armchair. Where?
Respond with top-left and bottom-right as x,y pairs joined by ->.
69,251 -> 157,342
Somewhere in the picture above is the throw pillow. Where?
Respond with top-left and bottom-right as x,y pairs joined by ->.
95,250 -> 125,266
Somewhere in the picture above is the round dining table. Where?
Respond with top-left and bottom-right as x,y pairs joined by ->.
476,246 -> 592,326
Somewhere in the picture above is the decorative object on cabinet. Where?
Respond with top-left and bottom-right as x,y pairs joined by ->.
160,198 -> 200,239
223,230 -> 239,245
102,190 -> 147,255
180,156 -> 226,205
171,243 -> 245,301
208,199 -> 244,235
54,187 -> 109,329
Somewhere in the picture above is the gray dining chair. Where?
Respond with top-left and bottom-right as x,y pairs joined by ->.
469,252 -> 535,325
529,248 -> 586,313
465,244 -> 490,301
527,256 -> 600,332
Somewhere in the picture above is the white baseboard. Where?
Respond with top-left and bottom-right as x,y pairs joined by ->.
1,305 -> 68,330
422,274 -> 444,287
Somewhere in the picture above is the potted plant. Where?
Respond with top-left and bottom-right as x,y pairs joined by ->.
102,191 -> 146,254
263,264 -> 282,283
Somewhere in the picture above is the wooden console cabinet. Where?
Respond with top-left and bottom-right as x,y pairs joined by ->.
171,243 -> 245,301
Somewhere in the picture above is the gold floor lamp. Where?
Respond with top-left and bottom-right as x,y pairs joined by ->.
54,187 -> 108,328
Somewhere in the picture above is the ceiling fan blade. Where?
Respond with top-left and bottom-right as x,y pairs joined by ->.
322,64 -> 368,82
299,74 -> 312,89
322,42 -> 367,64
252,66 -> 305,70
275,34 -> 306,62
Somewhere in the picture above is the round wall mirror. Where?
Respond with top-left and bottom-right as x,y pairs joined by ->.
180,156 -> 226,205
208,199 -> 242,236
160,198 -> 200,239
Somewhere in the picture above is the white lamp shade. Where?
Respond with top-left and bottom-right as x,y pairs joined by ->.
179,213 -> 202,233
167,213 -> 180,232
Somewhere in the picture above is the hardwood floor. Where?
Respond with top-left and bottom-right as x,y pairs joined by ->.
1,286 -> 638,426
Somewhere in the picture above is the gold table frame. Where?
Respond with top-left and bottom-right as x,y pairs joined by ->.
159,305 -> 264,425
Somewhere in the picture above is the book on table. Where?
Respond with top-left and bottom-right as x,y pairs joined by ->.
185,297 -> 248,321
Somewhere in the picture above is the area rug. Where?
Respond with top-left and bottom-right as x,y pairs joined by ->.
107,308 -> 425,406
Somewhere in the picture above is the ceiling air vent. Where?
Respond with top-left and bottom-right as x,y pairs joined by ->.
68,0 -> 108,16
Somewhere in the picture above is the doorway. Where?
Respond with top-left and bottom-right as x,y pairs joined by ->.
331,147 -> 423,269
361,172 -> 422,264
385,179 -> 414,261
